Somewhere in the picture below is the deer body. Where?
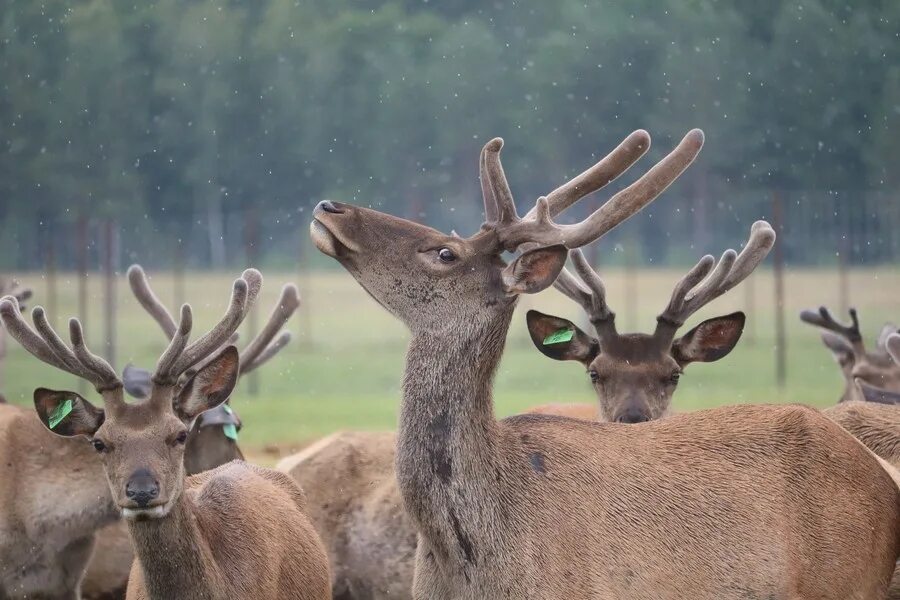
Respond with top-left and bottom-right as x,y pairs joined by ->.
399,314 -> 900,599
279,431 -> 415,600
0,403 -> 117,600
124,461 -> 329,600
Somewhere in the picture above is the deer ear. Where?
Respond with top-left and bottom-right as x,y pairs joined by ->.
526,310 -> 599,364
122,364 -> 153,399
173,347 -> 239,423
821,331 -> 855,367
672,312 -> 745,366
33,388 -> 105,438
886,333 -> 900,366
501,245 -> 567,296
855,378 -> 900,405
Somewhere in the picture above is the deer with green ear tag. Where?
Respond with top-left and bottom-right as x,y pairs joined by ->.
526,220 -> 772,423
0,270 -> 330,600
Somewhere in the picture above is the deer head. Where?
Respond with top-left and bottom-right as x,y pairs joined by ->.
122,265 -> 300,474
526,221 -> 774,423
800,306 -> 900,403
311,129 -> 705,333
849,332 -> 900,405
0,269 -> 260,520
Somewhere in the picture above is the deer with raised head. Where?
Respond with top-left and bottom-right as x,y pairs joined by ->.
0,270 -> 330,600
81,265 -> 302,600
310,128 -> 899,599
525,223 -> 770,423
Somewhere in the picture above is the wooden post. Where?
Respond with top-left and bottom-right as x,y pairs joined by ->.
838,235 -> 849,315
45,222 -> 58,328
624,233 -> 638,331
103,219 -> 118,371
743,273 -> 756,346
76,213 -> 89,394
244,209 -> 260,395
173,240 -> 185,311
298,224 -> 312,349
772,191 -> 786,389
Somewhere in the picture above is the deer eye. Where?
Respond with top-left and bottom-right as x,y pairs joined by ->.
437,248 -> 457,263
174,430 -> 188,445
589,370 -> 600,383
91,439 -> 108,453
669,372 -> 681,384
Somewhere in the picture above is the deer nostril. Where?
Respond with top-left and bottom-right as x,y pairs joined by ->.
317,200 -> 344,215
126,470 -> 160,507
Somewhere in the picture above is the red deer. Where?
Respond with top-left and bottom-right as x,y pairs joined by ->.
310,129 -> 899,598
801,306 -> 900,403
0,270 -> 330,600
81,265 -> 301,600
524,223 -> 771,423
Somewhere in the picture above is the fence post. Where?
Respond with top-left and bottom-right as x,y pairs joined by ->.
103,219 -> 118,371
244,209 -> 260,395
76,213 -> 89,394
772,191 -> 786,389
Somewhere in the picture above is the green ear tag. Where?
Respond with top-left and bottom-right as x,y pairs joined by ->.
543,328 -> 575,345
222,423 -> 238,441
48,398 -> 73,430
223,404 -> 234,415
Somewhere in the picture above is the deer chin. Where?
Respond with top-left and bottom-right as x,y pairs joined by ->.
121,499 -> 174,521
310,218 -> 357,258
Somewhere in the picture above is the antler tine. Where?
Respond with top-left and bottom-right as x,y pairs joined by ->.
480,143 -> 498,222
553,249 -> 617,339
68,319 -> 122,392
128,264 -> 177,339
32,306 -> 89,374
498,129 -> 704,251
167,270 -> 260,377
524,130 -> 651,220
239,283 -> 300,375
0,297 -> 81,376
241,331 -> 291,376
154,304 -> 192,383
481,138 -> 519,224
800,305 -> 865,353
655,221 -> 775,346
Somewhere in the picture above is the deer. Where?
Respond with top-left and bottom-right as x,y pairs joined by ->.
800,305 -> 900,403
0,269 -> 330,600
524,223 -> 770,423
80,264 -> 301,600
277,430 -> 415,600
310,128 -> 900,599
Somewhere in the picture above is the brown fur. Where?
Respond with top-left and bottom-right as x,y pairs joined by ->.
526,402 -> 597,420
0,402 -> 118,600
278,432 -> 415,599
311,193 -> 900,598
125,461 -> 330,600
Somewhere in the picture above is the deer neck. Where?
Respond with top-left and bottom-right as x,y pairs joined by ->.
396,305 -> 511,564
126,489 -> 224,600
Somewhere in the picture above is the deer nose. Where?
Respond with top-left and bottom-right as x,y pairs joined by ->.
317,200 -> 344,215
125,470 -> 160,508
615,408 -> 651,424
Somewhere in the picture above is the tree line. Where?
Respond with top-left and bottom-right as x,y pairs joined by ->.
1,0 -> 898,269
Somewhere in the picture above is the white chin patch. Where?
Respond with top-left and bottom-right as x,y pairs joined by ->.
310,220 -> 339,257
122,505 -> 169,520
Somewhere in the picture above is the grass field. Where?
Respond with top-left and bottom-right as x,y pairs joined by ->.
1,267 -> 898,458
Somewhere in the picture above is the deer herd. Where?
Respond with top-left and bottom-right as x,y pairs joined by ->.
0,129 -> 897,599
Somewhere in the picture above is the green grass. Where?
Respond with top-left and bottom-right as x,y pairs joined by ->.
2,267 -> 898,455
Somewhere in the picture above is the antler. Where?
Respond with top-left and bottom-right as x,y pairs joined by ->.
152,269 -> 261,385
0,278 -> 32,310
129,265 -> 294,383
654,220 -> 775,346
238,283 -> 300,376
0,298 -> 124,403
481,129 -> 703,251
799,306 -> 865,355
553,249 -> 617,339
